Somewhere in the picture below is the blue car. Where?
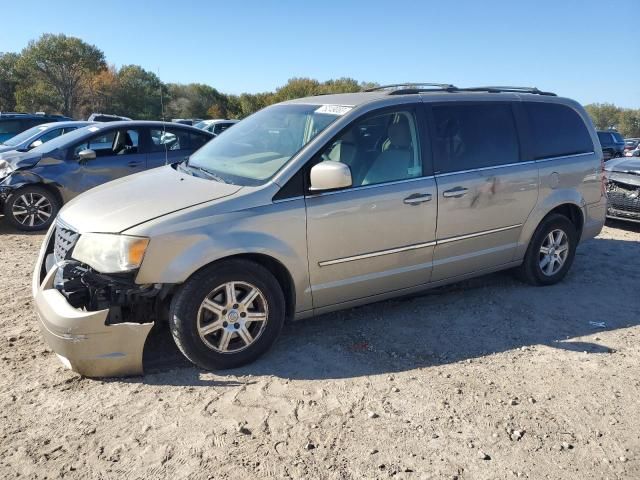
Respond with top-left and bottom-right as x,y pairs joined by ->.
0,121 -> 94,154
0,121 -> 213,230
0,113 -> 73,143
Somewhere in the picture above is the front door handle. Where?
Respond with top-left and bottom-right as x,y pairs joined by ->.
403,193 -> 432,205
128,161 -> 142,168
443,186 -> 468,198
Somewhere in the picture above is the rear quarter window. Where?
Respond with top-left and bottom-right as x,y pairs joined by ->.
0,120 -> 24,134
525,103 -> 593,160
611,132 -> 624,143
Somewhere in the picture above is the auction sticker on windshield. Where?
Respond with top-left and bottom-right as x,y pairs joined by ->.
315,105 -> 353,116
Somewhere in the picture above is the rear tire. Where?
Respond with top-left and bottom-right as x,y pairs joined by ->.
169,259 -> 286,371
516,214 -> 578,286
4,185 -> 59,231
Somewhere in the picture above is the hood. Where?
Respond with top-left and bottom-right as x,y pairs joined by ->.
606,157 -> 640,175
59,165 -> 243,233
0,150 -> 42,169
0,144 -> 24,154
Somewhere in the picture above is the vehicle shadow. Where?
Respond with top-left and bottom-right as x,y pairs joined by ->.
137,234 -> 640,386
605,218 -> 640,233
0,216 -> 45,236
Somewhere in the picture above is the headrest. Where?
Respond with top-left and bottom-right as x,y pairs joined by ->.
388,122 -> 411,148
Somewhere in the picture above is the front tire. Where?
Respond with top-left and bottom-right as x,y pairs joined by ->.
169,259 -> 286,371
516,214 -> 578,286
4,185 -> 59,231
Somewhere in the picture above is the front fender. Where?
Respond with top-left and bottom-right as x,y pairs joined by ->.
1,170 -> 45,189
0,171 -> 45,203
131,199 -> 312,313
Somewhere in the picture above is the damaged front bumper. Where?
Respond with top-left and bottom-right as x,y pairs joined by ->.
32,226 -> 154,377
606,176 -> 640,223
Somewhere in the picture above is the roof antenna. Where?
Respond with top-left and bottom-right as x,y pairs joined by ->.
158,67 -> 168,166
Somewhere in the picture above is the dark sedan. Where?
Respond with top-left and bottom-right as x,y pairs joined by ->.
0,121 -> 213,230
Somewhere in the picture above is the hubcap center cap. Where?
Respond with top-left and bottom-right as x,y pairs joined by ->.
227,310 -> 240,322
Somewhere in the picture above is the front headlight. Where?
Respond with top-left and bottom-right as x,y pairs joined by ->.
71,233 -> 149,273
0,160 -> 14,179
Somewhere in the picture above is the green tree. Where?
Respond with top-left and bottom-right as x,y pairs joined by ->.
617,109 -> 640,138
15,34 -> 105,116
0,52 -> 20,111
113,65 -> 164,119
584,103 -> 621,130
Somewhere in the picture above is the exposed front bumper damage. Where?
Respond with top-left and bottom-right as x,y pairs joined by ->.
33,226 -> 154,377
606,176 -> 640,223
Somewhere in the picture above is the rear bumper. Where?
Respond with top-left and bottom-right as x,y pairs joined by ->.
581,198 -> 606,241
32,227 -> 153,377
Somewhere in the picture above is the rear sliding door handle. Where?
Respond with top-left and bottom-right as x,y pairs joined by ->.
403,193 -> 432,205
442,187 -> 468,198
128,161 -> 142,168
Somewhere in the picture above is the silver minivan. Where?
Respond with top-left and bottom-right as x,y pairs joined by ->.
32,84 -> 606,377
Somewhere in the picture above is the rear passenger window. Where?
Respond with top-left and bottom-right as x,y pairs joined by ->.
432,103 -> 519,173
189,132 -> 209,150
525,103 -> 593,160
150,128 -> 190,151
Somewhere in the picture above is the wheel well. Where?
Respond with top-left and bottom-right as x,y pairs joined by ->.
217,253 -> 296,321
547,203 -> 584,236
10,182 -> 63,208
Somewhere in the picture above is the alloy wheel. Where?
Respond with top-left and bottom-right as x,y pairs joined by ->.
197,281 -> 269,353
539,229 -> 569,276
11,192 -> 53,228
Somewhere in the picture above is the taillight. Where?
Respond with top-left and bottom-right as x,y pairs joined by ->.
600,157 -> 606,197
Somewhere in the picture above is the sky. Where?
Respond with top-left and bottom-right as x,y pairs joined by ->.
2,0 -> 639,108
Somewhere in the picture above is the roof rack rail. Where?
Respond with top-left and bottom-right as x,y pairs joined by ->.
364,83 -> 458,94
457,86 -> 557,96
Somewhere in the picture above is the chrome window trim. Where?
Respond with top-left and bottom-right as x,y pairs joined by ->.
319,241 -> 437,267
306,175 -> 435,199
319,223 -> 522,266
534,152 -> 594,163
437,224 -> 522,244
272,195 -> 305,204
433,152 -> 595,177
435,160 -> 536,177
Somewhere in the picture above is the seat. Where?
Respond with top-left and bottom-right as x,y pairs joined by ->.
362,121 -> 413,185
114,131 -> 135,155
328,128 -> 358,165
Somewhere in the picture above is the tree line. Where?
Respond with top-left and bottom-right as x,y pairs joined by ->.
1,34 -> 639,138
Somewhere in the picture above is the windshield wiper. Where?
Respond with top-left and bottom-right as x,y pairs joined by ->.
190,165 -> 228,183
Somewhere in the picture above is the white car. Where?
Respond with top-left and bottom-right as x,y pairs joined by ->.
193,119 -> 239,136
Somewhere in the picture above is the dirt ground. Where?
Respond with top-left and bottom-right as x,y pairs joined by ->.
0,219 -> 639,480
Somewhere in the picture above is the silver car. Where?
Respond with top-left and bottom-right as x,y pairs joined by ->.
33,84 -> 606,377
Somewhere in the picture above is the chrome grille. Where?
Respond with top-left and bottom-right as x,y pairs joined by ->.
53,219 -> 80,263
607,181 -> 640,214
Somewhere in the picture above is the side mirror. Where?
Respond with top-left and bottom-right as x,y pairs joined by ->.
309,161 -> 352,192
29,139 -> 43,149
78,149 -> 96,161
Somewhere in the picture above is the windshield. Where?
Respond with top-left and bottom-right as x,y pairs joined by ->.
193,120 -> 212,129
3,125 -> 49,147
187,104 -> 348,185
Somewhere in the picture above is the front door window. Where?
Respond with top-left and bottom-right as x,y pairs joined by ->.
315,110 -> 422,187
